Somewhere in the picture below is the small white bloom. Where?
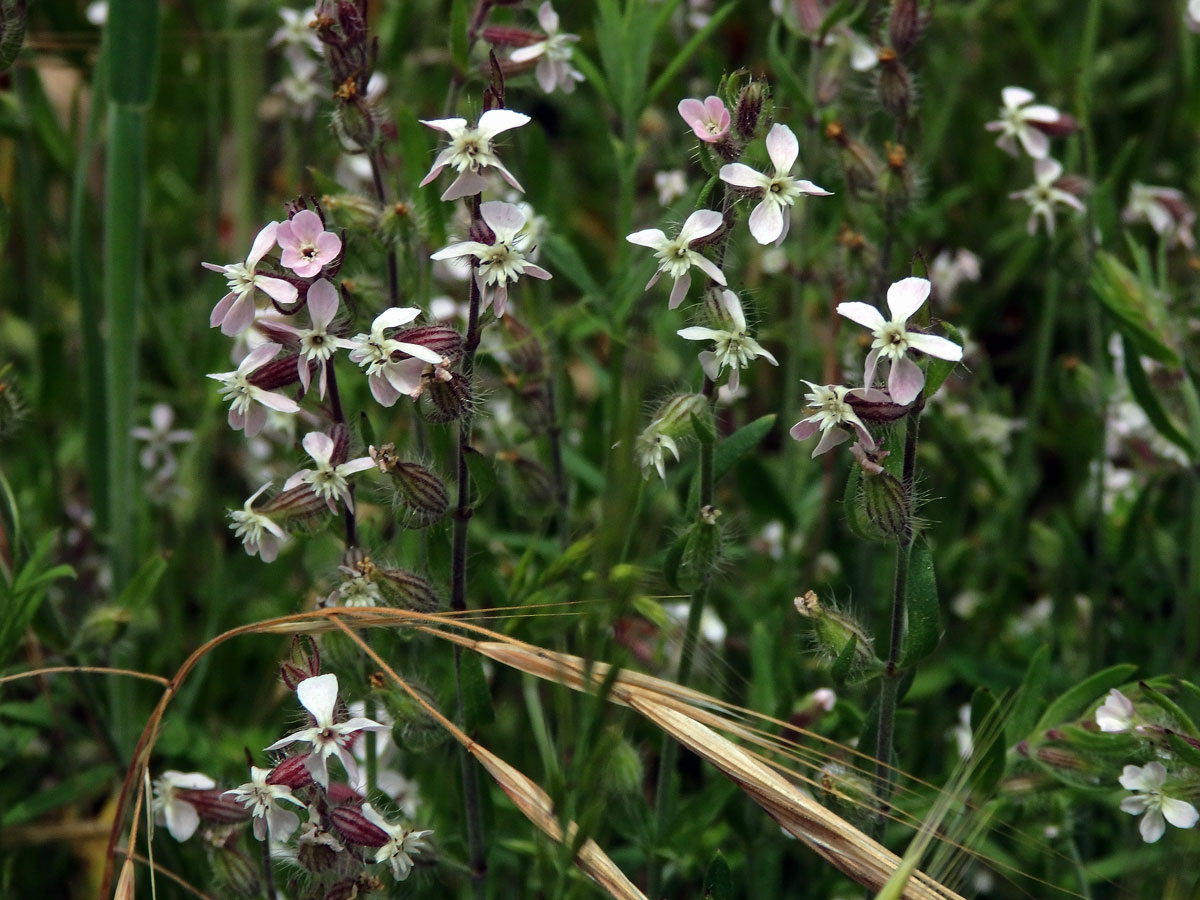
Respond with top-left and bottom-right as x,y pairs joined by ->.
1119,762 -> 1199,843
203,223 -> 299,336
929,248 -> 981,304
419,109 -> 531,201
225,766 -> 305,841
1189,0 -> 1200,32
1009,157 -> 1085,237
229,483 -> 288,562
430,201 -> 552,317
788,382 -> 876,456
1122,183 -> 1196,250
654,169 -> 688,206
984,86 -> 1065,159
361,803 -> 433,881
284,431 -> 376,514
635,425 -> 681,481
270,7 -> 322,55
348,308 -> 445,407
274,278 -> 357,399
677,290 -> 779,391
152,771 -> 215,842
719,124 -> 832,244
131,404 -> 193,477
627,209 -> 727,309
836,277 -> 963,406
510,2 -> 584,94
264,674 -> 389,789
207,343 -> 301,437
1096,688 -> 1136,733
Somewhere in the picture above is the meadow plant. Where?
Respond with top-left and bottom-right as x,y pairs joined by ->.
4,2 -> 1200,899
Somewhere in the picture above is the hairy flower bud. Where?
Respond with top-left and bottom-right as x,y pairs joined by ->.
379,566 -> 440,611
0,0 -> 28,73
320,192 -> 381,232
329,804 -> 389,847
654,392 -> 710,441
210,847 -> 261,898
280,635 -> 321,690
856,460 -> 910,541
424,372 -> 474,422
176,789 -> 252,826
371,453 -> 450,527
794,591 -> 882,676
735,81 -> 766,139
260,483 -> 330,525
267,754 -> 314,790
826,121 -> 882,196
481,24 -> 541,47
876,49 -> 911,122
676,506 -> 723,591
888,0 -> 923,56
394,325 -> 463,363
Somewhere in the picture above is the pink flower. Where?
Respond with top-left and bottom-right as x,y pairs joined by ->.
719,124 -> 831,244
276,210 -> 342,277
203,222 -> 298,336
626,209 -> 726,309
207,343 -> 301,436
347,308 -> 445,407
677,96 -> 730,143
789,382 -> 876,457
836,277 -> 962,406
984,87 -> 1067,160
272,279 -> 356,399
284,431 -> 376,514
509,2 -> 583,95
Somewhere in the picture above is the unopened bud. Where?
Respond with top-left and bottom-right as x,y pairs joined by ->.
267,754 -> 314,790
1035,746 -> 1085,771
333,95 -> 378,151
1,0 -> 28,74
654,392 -> 710,440
297,821 -> 342,872
819,761 -> 878,810
320,192 -> 380,232
876,49 -> 911,122
329,422 -> 351,465
260,483 -> 330,524
826,121 -> 882,195
377,198 -> 416,244
501,315 -> 546,376
856,462 -> 910,541
329,804 -> 389,847
845,390 -> 910,425
880,142 -> 912,211
794,591 -> 882,674
499,451 -> 557,507
888,0 -> 923,56
211,846 -> 261,898
378,566 -> 439,611
279,635 -> 321,690
677,508 -> 723,591
481,24 -> 541,47
735,81 -> 766,139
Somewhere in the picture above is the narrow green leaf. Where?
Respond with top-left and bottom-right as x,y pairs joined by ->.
106,0 -> 161,105
1120,336 -> 1193,455
1165,733 -> 1200,769
831,633 -> 858,685
543,233 -> 600,297
646,3 -> 738,106
114,555 -> 167,613
1,765 -> 115,827
1007,645 -> 1050,745
1034,664 -> 1139,732
713,414 -> 776,482
1139,681 -> 1200,738
703,851 -> 732,900
767,20 -> 813,115
967,688 -> 1005,798
899,540 -> 940,667
690,410 -> 717,444
1090,251 -> 1179,366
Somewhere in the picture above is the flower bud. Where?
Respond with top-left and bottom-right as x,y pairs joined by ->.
1035,746 -> 1086,771
1031,112 -> 1079,138
501,315 -> 546,376
794,591 -> 882,675
498,451 -> 557,507
653,393 -> 710,441
378,566 -> 440,611
879,142 -> 912,211
329,422 -> 351,466
279,635 -> 321,690
321,191 -> 380,232
825,121 -> 882,196
424,371 -> 474,422
0,367 -> 28,439
888,0 -> 923,56
856,460 -> 910,541
735,81 -> 766,139
677,506 -> 723,591
267,754 -> 314,790
481,24 -> 541,47
329,804 -> 389,847
876,49 -> 911,122
210,847 -> 261,898
261,483 -> 330,525
373,453 -> 449,527
818,761 -> 878,811
845,390 -> 910,425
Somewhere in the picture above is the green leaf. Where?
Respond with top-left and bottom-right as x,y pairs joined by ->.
464,446 -> 497,505
1090,251 -> 1179,366
114,554 -> 167,614
1165,732 -> 1200,769
831,633 -> 858,685
0,534 -> 75,667
899,540 -> 940,667
1007,645 -> 1050,746
663,531 -> 687,592
767,20 -> 813,115
1139,681 -> 1200,738
1,765 -> 115,827
460,651 -> 495,730
703,851 -> 732,900
690,410 -> 717,444
713,415 -> 776,482
923,321 -> 963,398
1120,336 -> 1193,456
646,2 -> 738,106
542,233 -> 600,297
967,688 -> 1006,798
1034,664 -> 1138,733
106,0 -> 161,105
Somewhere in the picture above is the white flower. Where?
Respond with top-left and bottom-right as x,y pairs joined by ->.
1009,157 -> 1085,237
361,803 -> 433,881
510,2 -> 584,94
1122,183 -> 1196,250
626,210 -> 727,309
264,674 -> 389,789
719,124 -> 832,244
836,277 -> 963,406
207,343 -> 301,437
419,109 -> 531,201
654,169 -> 688,206
788,382 -> 876,456
270,7 -> 321,55
152,771 -> 215,842
229,483 -> 288,562
225,766 -> 305,841
984,86 -> 1065,159
635,426 -> 681,480
677,290 -> 779,391
284,431 -> 376,514
1118,762 -> 1199,843
929,248 -> 981,304
430,201 -> 552,317
131,403 -> 193,477
1096,688 -> 1136,733
203,223 -> 299,336
274,278 -> 357,399
348,308 -> 445,407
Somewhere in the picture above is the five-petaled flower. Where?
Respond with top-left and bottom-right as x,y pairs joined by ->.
1096,688 -> 1137,734
677,289 -> 779,391
203,222 -> 298,336
207,343 -> 301,437
1118,762 -> 1199,843
789,382 -> 877,457
719,123 -> 832,244
509,3 -> 583,94
284,431 -> 376,514
275,278 -> 357,399
225,766 -> 305,842
361,802 -> 434,880
678,95 -> 731,143
836,277 -> 962,406
419,109 -> 531,201
265,673 -> 389,789
131,403 -> 193,477
276,209 -> 342,278
626,209 -> 726,309
152,771 -> 215,842
984,87 -> 1067,159
1122,183 -> 1196,250
229,483 -> 288,562
430,201 -> 551,317
348,308 -> 446,406
1009,157 -> 1085,237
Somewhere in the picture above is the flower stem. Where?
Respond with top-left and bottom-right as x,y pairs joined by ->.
367,149 -> 400,307
324,363 -> 358,549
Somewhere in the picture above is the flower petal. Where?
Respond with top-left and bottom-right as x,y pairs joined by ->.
719,163 -> 768,190
626,228 -> 669,249
480,200 -> 526,237
1162,798 -> 1199,830
668,272 -> 691,310
165,800 -> 200,842
476,108 -> 531,139
307,278 -> 339,327
888,355 -> 926,406
297,673 -> 340,725
836,301 -> 887,331
747,200 -> 783,245
1017,126 -> 1049,160
678,209 -> 724,244
906,332 -> 963,362
1139,809 -> 1166,843
1001,86 -> 1034,109
302,431 -> 335,464
765,123 -> 799,174
246,222 -> 281,266
885,277 -> 931,322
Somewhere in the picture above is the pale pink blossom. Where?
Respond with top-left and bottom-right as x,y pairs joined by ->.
152,771 -> 215,842
203,222 -> 298,336
789,382 -> 876,456
984,87 -> 1065,159
284,431 -> 376,514
626,209 -> 726,309
1119,762 -> 1199,843
836,277 -> 962,405
1123,183 -> 1196,250
677,95 -> 730,143
1096,688 -> 1136,733
228,483 -> 288,562
272,278 -> 356,398
677,290 -> 778,391
1009,157 -> 1085,237
509,3 -> 583,94
207,343 -> 301,436
276,210 -> 342,277
419,110 -> 530,201
719,124 -> 831,244
225,767 -> 305,842
348,308 -> 445,406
